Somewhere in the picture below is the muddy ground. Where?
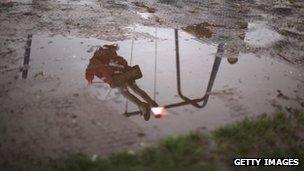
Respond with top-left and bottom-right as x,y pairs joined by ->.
0,0 -> 304,169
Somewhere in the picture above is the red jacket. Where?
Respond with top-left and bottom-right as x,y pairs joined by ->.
85,47 -> 129,86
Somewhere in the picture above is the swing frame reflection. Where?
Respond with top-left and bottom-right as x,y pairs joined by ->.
124,29 -> 224,117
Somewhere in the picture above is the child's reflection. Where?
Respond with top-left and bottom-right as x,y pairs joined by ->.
85,44 -> 158,121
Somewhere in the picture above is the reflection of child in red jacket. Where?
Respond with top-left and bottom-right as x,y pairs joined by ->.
85,44 -> 158,121
85,44 -> 130,87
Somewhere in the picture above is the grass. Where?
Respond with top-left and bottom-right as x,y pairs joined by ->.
3,110 -> 304,171
214,111 -> 304,170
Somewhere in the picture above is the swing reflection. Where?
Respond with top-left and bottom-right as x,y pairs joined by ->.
86,30 -> 224,120
124,29 -> 224,117
85,44 -> 158,121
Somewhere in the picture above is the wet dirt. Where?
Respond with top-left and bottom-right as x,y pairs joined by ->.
1,0 -> 304,168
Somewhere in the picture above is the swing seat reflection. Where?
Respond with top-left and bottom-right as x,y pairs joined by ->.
85,44 -> 158,121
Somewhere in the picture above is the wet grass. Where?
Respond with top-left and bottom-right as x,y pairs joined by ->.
50,134 -> 217,171
4,110 -> 304,171
214,111 -> 304,170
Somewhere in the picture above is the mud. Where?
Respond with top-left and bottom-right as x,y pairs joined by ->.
0,0 -> 304,169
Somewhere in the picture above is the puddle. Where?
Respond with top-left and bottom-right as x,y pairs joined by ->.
23,25 -> 304,138
245,22 -> 283,47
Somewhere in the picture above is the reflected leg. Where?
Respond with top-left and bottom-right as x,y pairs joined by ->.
118,86 -> 150,120
127,82 -> 158,107
118,86 -> 143,108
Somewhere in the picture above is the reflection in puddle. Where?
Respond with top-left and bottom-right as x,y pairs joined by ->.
245,22 -> 283,47
25,25 -> 304,136
123,37 -> 224,119
86,44 -> 158,121
84,32 -> 224,121
22,34 -> 33,79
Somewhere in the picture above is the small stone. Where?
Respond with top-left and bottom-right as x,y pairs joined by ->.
127,150 -> 135,155
91,154 -> 98,161
140,142 -> 146,147
73,93 -> 79,97
137,132 -> 145,137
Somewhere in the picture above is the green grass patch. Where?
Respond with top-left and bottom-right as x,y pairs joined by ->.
214,111 -> 304,170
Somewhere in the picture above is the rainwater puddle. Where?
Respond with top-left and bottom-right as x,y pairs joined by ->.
26,25 -> 304,138
245,21 -> 283,47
